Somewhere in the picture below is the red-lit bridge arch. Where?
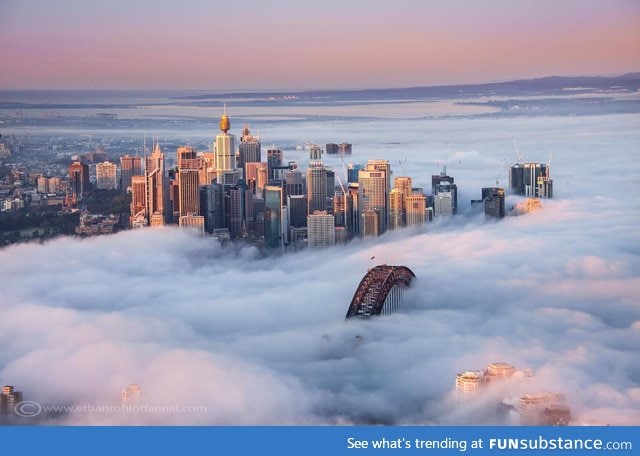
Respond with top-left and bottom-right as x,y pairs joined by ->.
345,265 -> 416,319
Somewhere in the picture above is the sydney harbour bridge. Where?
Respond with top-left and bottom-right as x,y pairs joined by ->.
345,265 -> 416,319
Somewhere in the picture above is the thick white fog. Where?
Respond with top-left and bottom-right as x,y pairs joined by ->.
0,110 -> 638,425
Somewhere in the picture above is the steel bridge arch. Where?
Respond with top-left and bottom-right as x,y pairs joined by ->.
345,265 -> 416,319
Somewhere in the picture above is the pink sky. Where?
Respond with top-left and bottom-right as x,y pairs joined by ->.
1,0 -> 639,90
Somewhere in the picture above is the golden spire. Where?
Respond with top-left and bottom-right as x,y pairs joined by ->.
220,103 -> 230,133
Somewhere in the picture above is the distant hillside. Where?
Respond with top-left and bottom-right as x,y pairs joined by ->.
177,73 -> 640,102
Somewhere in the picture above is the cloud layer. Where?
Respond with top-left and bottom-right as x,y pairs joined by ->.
0,111 -> 638,425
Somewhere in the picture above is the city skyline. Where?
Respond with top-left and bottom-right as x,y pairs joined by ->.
1,0 -> 639,90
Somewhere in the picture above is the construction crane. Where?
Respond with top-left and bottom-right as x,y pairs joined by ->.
335,172 -> 348,198
512,138 -> 524,163
80,134 -> 92,148
547,151 -> 554,178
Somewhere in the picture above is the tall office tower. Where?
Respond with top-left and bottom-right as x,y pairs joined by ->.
434,191 -> 453,217
338,143 -> 352,155
358,165 -> 389,235
175,145 -> 201,218
333,191 -> 353,234
364,159 -> 391,231
264,185 -> 283,249
228,182 -> 246,239
68,161 -> 90,197
455,371 -> 486,396
0,385 -> 23,414
200,153 -> 216,185
394,176 -> 413,226
361,209 -> 380,237
178,169 -> 200,217
309,144 -> 323,160
482,187 -> 505,218
348,183 -> 360,236
120,155 -> 142,192
238,125 -> 261,179
287,194 -> 308,228
509,163 -> 553,198
177,145 -> 201,170
284,169 -> 304,196
95,161 -> 118,189
145,144 -> 166,226
266,148 -> 283,180
389,188 -> 404,229
307,161 -> 328,214
325,143 -> 338,155
394,176 -> 413,199
432,166 -> 458,214
200,183 -> 225,233
179,213 -> 205,236
347,163 -> 363,184
130,175 -> 147,228
405,192 -> 427,226
307,211 -> 336,247
214,110 -> 237,182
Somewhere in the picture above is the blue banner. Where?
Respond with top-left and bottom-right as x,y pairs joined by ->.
1,426 -> 637,455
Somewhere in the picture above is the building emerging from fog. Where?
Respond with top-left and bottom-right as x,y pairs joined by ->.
509,163 -> 553,198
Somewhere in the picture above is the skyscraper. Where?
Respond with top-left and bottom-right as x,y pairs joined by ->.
287,194 -> 308,228
405,192 -> 427,226
266,149 -> 282,180
95,161 -> 117,190
130,175 -> 147,228
214,110 -> 237,182
358,163 -> 389,235
0,385 -> 23,415
178,169 -> 200,218
238,125 -> 261,180
482,187 -> 505,218
68,161 -> 90,197
176,145 -> 200,219
146,145 -> 166,227
347,163 -> 363,184
200,183 -> 225,233
432,167 -> 458,214
179,213 -> 205,236
306,161 -> 328,214
509,163 -> 553,198
389,188 -> 404,230
120,155 -> 142,193
434,192 -> 453,217
264,185 -> 283,249
307,211 -> 336,247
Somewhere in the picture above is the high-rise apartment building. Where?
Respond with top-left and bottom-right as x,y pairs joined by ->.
95,161 -> 117,190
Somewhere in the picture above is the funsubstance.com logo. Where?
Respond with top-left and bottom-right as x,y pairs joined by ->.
14,401 -> 43,417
